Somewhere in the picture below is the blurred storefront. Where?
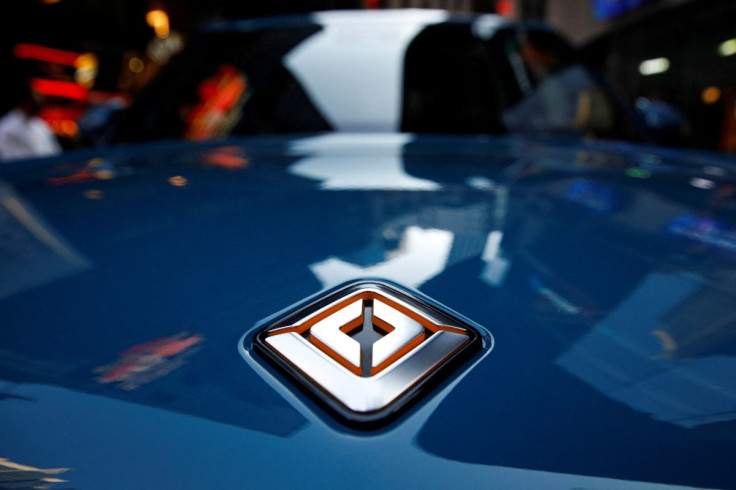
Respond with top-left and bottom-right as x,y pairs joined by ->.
541,0 -> 736,154
3,0 -> 734,154
583,0 -> 736,154
361,0 -> 736,154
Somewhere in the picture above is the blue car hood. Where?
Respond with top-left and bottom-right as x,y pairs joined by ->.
1,133 -> 735,489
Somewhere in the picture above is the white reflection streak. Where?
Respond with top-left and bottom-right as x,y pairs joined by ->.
288,134 -> 440,190
288,133 -> 438,190
290,155 -> 440,190
310,227 -> 453,289
0,181 -> 91,299
479,230 -> 509,287
2,195 -> 84,265
481,230 -> 503,261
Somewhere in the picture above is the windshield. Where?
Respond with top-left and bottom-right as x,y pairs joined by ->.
116,20 -> 640,142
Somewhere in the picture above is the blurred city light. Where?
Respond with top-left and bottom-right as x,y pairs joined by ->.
45,118 -> 79,137
203,148 -> 249,169
168,176 -> 188,187
13,44 -> 79,66
83,189 -> 104,200
74,53 -> 98,88
496,0 -> 514,17
146,9 -> 170,39
146,32 -> 183,64
128,57 -> 145,73
59,120 -> 78,137
626,168 -> 652,179
39,106 -> 83,137
639,57 -> 670,76
15,44 -> 98,90
30,78 -> 87,100
701,86 -> 721,105
718,38 -> 736,57
95,169 -> 116,180
690,178 -> 716,190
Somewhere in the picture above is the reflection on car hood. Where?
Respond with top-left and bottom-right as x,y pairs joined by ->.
1,134 -> 736,489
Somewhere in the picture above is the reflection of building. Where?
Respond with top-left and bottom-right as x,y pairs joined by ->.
557,273 -> 736,428
661,283 -> 736,359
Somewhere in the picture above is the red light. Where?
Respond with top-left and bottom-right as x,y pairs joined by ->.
13,44 -> 80,66
39,106 -> 84,122
39,106 -> 83,137
45,169 -> 97,186
185,64 -> 247,140
203,150 -> 249,169
30,78 -> 88,100
496,0 -> 514,17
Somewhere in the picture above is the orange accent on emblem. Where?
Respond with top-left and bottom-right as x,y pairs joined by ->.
268,290 -> 466,374
309,333 -> 362,376
370,316 -> 426,376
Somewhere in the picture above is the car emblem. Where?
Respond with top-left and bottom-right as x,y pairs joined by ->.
251,281 -> 483,427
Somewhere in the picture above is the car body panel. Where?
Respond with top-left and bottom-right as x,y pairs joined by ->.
1,133 -> 736,489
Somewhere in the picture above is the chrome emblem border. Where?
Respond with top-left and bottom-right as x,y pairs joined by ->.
251,280 -> 484,428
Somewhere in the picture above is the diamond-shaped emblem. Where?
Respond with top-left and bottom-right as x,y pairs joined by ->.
251,281 -> 483,427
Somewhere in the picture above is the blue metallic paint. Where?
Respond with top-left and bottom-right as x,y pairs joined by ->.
1,133 -> 735,488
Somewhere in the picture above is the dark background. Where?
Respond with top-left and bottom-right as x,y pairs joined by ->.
1,0 -> 735,153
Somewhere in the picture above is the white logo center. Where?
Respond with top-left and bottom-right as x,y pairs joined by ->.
257,283 -> 478,416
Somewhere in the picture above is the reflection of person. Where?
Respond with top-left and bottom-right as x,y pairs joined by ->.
0,81 -> 61,162
634,91 -> 690,146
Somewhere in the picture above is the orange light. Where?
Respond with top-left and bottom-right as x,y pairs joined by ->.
74,53 -> 98,88
30,78 -> 87,100
59,120 -> 78,137
168,176 -> 188,187
203,150 -> 249,169
128,57 -> 145,73
146,9 -> 170,38
74,53 -> 97,70
702,86 -> 721,105
13,44 -> 80,66
39,106 -> 84,134
83,189 -> 104,200
95,169 -> 116,180
185,65 -> 247,140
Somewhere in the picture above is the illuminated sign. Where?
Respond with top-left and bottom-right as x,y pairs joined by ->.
592,0 -> 654,20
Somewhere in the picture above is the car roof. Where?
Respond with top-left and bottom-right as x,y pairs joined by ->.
200,10 -> 514,133
202,9 -> 508,34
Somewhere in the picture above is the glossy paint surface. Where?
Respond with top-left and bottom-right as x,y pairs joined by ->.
2,133 -> 736,489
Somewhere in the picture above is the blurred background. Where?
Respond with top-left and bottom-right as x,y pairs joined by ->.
1,0 -> 734,154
